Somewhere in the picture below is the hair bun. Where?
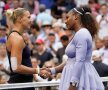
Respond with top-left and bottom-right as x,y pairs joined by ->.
81,6 -> 91,14
5,9 -> 14,18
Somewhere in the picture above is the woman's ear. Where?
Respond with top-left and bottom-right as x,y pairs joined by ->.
74,14 -> 79,20
17,16 -> 23,23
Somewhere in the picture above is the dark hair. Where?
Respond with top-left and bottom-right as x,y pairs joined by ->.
72,6 -> 98,38
39,4 -> 46,12
100,3 -> 107,8
48,33 -> 55,36
60,35 -> 69,41
31,22 -> 40,31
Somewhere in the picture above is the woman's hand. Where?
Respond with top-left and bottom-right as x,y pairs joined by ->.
39,68 -> 51,78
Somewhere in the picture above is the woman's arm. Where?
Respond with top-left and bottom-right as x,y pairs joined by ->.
55,62 -> 66,73
49,62 -> 66,75
9,35 -> 48,75
10,35 -> 37,74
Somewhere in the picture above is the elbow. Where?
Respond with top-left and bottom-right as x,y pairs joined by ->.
11,65 -> 19,73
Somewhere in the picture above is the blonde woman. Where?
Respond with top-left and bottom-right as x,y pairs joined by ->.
6,8 -> 50,90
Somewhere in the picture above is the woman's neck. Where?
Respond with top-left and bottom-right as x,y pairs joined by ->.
74,23 -> 83,32
13,23 -> 24,35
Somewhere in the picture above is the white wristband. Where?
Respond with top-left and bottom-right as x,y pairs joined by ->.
36,66 -> 40,74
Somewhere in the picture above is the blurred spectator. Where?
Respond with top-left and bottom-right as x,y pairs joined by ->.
0,0 -> 5,20
4,0 -> 11,10
36,4 -> 54,28
75,0 -> 89,7
52,21 -> 66,38
94,37 -> 104,50
0,37 -> 6,43
39,0 -> 55,9
31,57 -> 41,82
33,0 -> 39,15
46,32 -> 62,64
42,60 -> 56,90
47,32 -> 62,53
0,10 -> 7,27
32,39 -> 53,68
60,10 -> 67,23
13,0 -> 20,9
57,10 -> 68,26
36,20 -> 53,42
88,0 -> 99,16
92,50 -> 102,63
96,3 -> 108,39
30,22 -> 41,44
31,57 -> 39,69
99,36 -> 108,65
0,38 -> 10,84
0,25 -> 7,40
66,0 -> 76,11
41,22 -> 61,43
51,0 -> 68,19
30,14 -> 36,23
92,52 -> 108,90
42,21 -> 52,39
56,35 -> 69,64
98,0 -> 106,4
20,0 -> 34,14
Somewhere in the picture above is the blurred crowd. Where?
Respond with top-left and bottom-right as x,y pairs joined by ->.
0,0 -> 108,90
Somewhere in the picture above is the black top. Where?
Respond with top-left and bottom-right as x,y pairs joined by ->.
93,61 -> 108,88
56,47 -> 66,64
7,31 -> 33,83
93,61 -> 108,77
33,50 -> 53,68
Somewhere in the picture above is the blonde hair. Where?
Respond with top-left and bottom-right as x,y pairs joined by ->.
11,8 -> 28,23
5,9 -> 14,27
5,9 -> 13,19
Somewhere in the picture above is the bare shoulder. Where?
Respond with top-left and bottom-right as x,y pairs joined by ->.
7,32 -> 25,49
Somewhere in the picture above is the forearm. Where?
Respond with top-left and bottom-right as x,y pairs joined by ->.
15,65 -> 37,74
55,62 -> 66,73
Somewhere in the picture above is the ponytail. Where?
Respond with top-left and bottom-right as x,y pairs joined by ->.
73,6 -> 99,38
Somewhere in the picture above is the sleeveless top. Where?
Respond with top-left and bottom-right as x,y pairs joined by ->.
7,31 -> 33,83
